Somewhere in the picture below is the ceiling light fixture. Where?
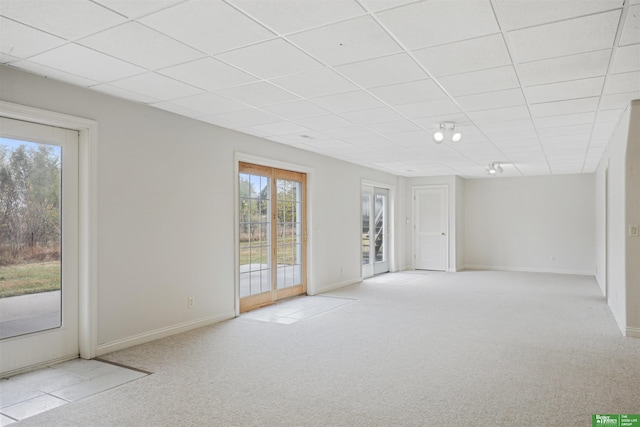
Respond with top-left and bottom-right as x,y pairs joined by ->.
487,162 -> 503,175
432,122 -> 462,144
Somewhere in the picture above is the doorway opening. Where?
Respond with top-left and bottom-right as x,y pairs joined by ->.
238,162 -> 307,313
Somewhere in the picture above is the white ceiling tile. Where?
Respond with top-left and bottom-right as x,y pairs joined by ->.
413,113 -> 471,129
438,66 -> 520,96
158,57 -> 257,92
467,105 -> 530,123
413,34 -> 511,77
359,0 -> 416,12
605,71 -> 640,94
261,100 -> 329,120
537,124 -> 593,137
592,121 -> 617,135
483,128 -> 538,141
341,107 -> 405,125
149,101 -> 205,118
369,79 -> 448,105
93,0 -> 190,18
508,11 -> 620,63
342,132 -> 394,147
0,17 -> 65,58
394,98 -> 461,119
170,93 -> 248,116
110,72 -> 202,100
287,16 -> 401,66
525,77 -> 605,104
0,0 -> 126,40
620,4 -> 640,46
228,0 -> 365,35
270,68 -> 357,98
610,44 -> 640,74
250,121 -> 311,136
311,90 -> 384,113
91,83 -> 159,103
534,112 -> 596,128
24,44 -> 145,82
215,81 -> 299,106
202,109 -> 281,128
323,125 -> 372,138
596,109 -> 624,122
11,60 -> 98,87
518,50 -> 611,86
1,52 -> 20,64
376,0 -> 499,50
334,53 -> 427,88
236,127 -> 273,138
529,97 -> 600,117
296,114 -> 354,131
367,120 -> 420,135
141,1 -> 274,55
478,118 -> 535,133
600,91 -> 640,110
495,0 -> 623,30
540,134 -> 591,145
216,38 -> 322,79
455,88 -> 525,112
79,22 -> 204,70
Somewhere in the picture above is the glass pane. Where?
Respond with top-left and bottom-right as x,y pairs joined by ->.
275,179 -> 302,289
0,138 -> 62,339
238,172 -> 271,296
362,191 -> 371,266
375,193 -> 385,262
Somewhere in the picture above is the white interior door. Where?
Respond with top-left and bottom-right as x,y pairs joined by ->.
0,117 -> 79,375
362,185 -> 389,278
414,186 -> 448,271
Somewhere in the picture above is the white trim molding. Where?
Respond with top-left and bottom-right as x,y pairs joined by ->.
0,100 -> 99,360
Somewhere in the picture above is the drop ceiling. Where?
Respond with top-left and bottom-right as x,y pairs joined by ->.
1,0 -> 639,178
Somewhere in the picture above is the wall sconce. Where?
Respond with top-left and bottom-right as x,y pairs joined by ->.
487,162 -> 503,175
433,122 -> 462,144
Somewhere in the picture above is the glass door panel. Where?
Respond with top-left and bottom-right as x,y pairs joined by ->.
362,185 -> 389,278
0,116 -> 79,376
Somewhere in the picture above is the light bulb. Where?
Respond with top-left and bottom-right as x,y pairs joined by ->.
433,131 -> 444,143
451,131 -> 462,142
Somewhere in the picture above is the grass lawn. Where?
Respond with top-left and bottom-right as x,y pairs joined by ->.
0,261 -> 61,298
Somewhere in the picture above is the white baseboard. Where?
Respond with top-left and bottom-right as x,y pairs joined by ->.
310,278 -> 361,295
95,312 -> 235,356
625,327 -> 640,338
464,264 -> 595,276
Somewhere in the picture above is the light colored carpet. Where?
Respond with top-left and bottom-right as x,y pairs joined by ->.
17,270 -> 640,426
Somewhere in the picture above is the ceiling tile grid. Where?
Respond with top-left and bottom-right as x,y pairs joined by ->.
1,0 -> 638,178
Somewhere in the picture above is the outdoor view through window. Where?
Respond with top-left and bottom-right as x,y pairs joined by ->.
0,138 -> 62,339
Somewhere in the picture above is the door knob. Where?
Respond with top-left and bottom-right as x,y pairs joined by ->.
441,232 -> 446,236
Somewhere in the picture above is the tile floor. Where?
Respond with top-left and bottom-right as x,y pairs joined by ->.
241,295 -> 355,324
0,359 -> 149,425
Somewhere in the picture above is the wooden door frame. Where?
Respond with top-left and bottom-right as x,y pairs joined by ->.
234,154 -> 314,316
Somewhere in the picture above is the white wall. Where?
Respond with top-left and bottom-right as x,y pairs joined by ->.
596,100 -> 640,336
464,174 -> 595,275
0,66 -> 403,353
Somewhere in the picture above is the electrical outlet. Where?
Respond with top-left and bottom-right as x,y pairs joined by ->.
188,296 -> 195,309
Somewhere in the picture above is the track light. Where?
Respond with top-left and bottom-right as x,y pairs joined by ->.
432,122 -> 461,144
487,162 -> 503,175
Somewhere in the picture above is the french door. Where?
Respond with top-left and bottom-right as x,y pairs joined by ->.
0,116 -> 79,375
362,186 -> 389,278
238,162 -> 306,312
